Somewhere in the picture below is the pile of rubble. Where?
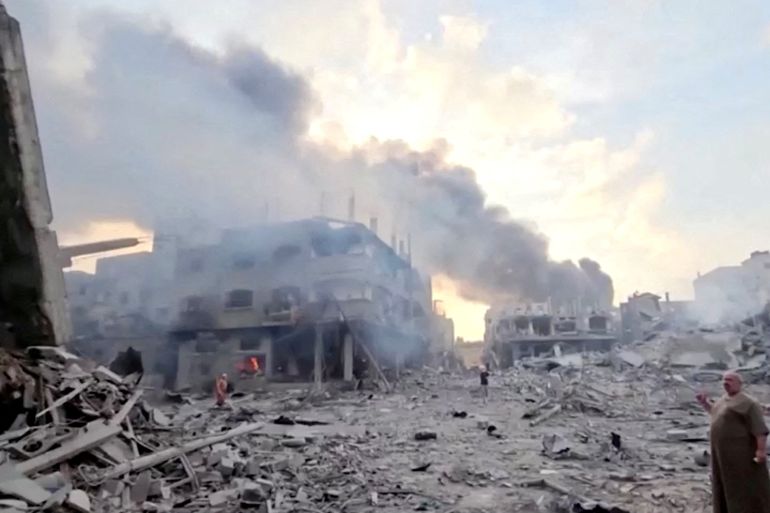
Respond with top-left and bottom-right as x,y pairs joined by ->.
0,348 -> 291,511
1,346 -> 448,513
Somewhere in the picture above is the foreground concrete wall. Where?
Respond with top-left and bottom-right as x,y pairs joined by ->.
0,4 -> 71,347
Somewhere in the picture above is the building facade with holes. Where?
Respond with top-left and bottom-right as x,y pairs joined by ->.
166,217 -> 435,390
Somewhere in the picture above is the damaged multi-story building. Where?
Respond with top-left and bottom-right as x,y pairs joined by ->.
484,301 -> 615,366
166,217 -> 439,390
694,250 -> 770,324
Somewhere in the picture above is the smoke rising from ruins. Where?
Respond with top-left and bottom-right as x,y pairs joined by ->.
20,6 -> 613,309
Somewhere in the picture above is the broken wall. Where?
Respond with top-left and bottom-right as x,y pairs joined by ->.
0,5 -> 70,347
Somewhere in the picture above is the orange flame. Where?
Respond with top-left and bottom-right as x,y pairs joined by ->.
249,357 -> 260,372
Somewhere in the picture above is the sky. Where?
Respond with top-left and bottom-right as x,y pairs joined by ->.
6,0 -> 770,340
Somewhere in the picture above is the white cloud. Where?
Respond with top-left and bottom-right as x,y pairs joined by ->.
763,23 -> 770,48
310,10 -> 573,148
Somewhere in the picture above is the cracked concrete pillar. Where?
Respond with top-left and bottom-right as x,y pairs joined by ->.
343,333 -> 353,381
314,325 -> 323,390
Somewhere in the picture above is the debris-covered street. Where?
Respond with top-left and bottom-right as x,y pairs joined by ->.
3,1 -> 770,513
7,338 -> 768,513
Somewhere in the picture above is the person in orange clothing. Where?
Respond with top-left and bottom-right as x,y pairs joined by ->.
214,373 -> 228,406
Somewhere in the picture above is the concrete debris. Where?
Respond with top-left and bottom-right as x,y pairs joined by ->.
66,489 -> 91,513
694,450 -> 710,467
542,433 -> 572,457
2,314 -> 763,513
130,471 -> 152,504
414,431 -> 437,441
617,349 -> 646,368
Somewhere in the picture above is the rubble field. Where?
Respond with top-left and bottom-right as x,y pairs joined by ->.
1,343 -> 766,513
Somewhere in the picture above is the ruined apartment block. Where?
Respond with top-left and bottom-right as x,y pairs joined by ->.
167,217 -> 438,390
694,250 -> 770,324
485,301 -> 615,367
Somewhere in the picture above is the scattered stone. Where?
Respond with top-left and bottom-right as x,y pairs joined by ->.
218,457 -> 236,478
130,472 -> 152,504
323,489 -> 342,501
281,438 -> 307,448
0,499 -> 28,511
92,366 -> 123,384
209,489 -> 239,507
66,489 -> 91,513
196,470 -> 224,484
241,486 -> 266,506
151,409 -> 171,427
694,450 -> 710,467
665,429 -> 689,442
542,433 -> 572,457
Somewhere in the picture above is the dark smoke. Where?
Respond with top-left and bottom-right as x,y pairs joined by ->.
11,2 -> 614,308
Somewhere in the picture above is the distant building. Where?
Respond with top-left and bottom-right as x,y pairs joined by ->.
64,250 -> 173,338
484,301 -> 615,366
694,251 -> 770,323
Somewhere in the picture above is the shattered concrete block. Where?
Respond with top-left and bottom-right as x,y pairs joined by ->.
542,433 -> 572,456
246,459 -> 261,476
186,451 -> 204,467
130,471 -> 152,504
694,451 -> 710,467
241,486 -> 266,506
281,438 -> 306,448
195,470 -> 223,484
665,429 -> 689,442
99,479 -> 125,498
264,456 -> 291,473
209,489 -> 239,507
323,489 -> 342,501
151,409 -> 171,427
66,490 -> 91,513
0,499 -> 28,511
0,464 -> 52,505
206,451 -> 225,467
147,480 -> 162,498
218,457 -> 236,478
414,431 -> 437,441
33,472 -> 66,492
617,350 -> 646,368
295,488 -> 308,502
254,478 -> 274,490
92,366 -> 123,384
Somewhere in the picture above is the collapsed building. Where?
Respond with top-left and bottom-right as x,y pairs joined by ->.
619,292 -> 698,344
484,301 -> 615,367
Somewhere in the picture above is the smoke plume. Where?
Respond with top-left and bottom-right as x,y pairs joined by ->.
14,4 -> 614,308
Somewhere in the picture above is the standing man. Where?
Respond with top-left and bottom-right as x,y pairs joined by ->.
697,371 -> 770,513
214,373 -> 229,407
479,365 -> 490,405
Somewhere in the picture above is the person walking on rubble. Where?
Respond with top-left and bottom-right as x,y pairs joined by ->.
479,365 -> 490,404
214,373 -> 229,407
696,371 -> 770,513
